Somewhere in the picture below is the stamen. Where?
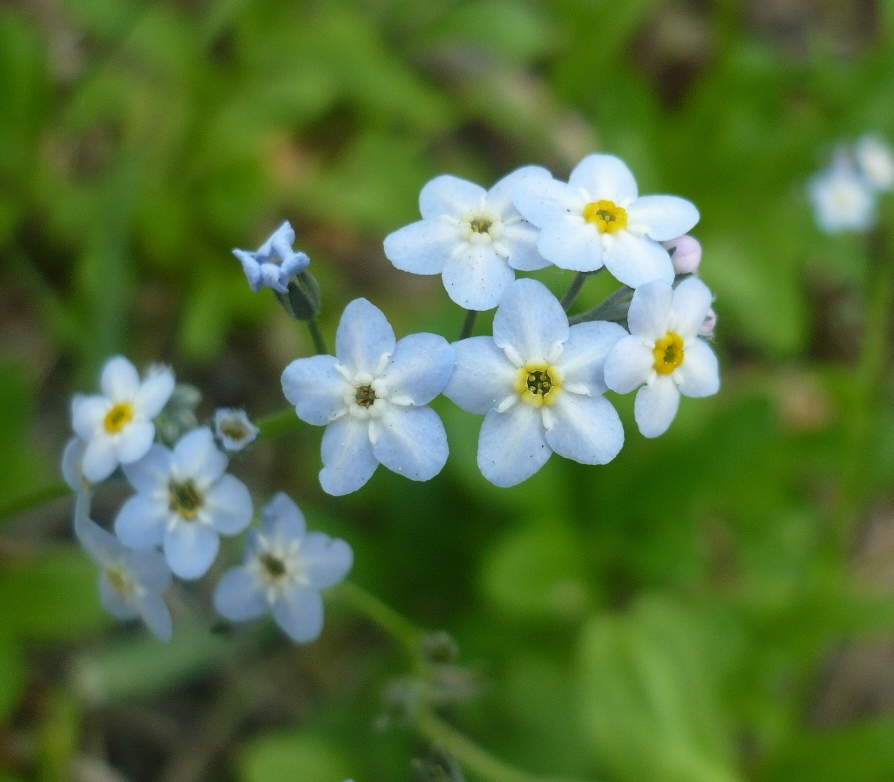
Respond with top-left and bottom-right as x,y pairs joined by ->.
168,479 -> 204,520
514,361 -> 563,407
260,552 -> 289,581
355,384 -> 377,408
104,402 -> 134,434
653,332 -> 685,375
470,217 -> 492,233
583,200 -> 628,234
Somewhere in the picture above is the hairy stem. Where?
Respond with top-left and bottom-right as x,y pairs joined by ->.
459,310 -> 478,341
307,318 -> 328,355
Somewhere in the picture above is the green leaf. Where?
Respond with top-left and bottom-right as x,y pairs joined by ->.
0,632 -> 25,720
239,731 -> 354,782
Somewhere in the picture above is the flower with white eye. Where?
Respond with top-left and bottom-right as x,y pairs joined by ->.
604,277 -> 720,438
71,356 -> 175,483
384,166 -> 552,311
808,160 -> 876,234
213,408 -> 259,452
214,492 -> 353,644
443,278 -> 626,487
233,221 -> 310,293
114,427 -> 253,580
513,153 -> 699,287
74,492 -> 173,640
855,135 -> 894,192
281,299 -> 455,495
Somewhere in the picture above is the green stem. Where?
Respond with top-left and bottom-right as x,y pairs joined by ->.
307,318 -> 327,355
335,580 -> 425,661
0,481 -> 71,523
255,408 -> 301,439
459,310 -> 478,340
560,272 -> 590,312
568,284 -> 633,325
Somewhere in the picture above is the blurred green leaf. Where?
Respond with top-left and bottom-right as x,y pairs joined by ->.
239,731 -> 354,782
0,632 -> 25,720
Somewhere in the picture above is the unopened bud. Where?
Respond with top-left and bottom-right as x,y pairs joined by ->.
663,235 -> 702,275
699,307 -> 717,338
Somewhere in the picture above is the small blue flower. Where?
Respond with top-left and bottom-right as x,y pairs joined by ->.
281,298 -> 455,495
114,427 -> 253,580
213,408 -> 259,452
233,221 -> 310,293
213,492 -> 353,644
443,279 -> 625,487
74,491 -> 174,640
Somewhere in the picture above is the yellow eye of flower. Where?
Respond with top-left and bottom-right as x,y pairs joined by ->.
168,479 -> 204,520
106,565 -> 134,596
104,402 -> 134,434
515,361 -> 563,407
653,332 -> 685,375
583,200 -> 628,234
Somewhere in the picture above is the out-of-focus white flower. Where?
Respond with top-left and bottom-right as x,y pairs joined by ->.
213,408 -> 259,452
808,163 -> 876,234
855,135 -> 894,192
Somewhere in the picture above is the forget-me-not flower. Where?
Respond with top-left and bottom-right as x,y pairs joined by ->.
114,427 -> 253,580
281,298 -> 454,495
213,408 -> 259,452
855,135 -> 894,192
383,167 -> 552,311
233,221 -> 310,294
513,154 -> 699,287
214,492 -> 353,644
443,278 -> 625,487
603,277 -> 720,438
74,492 -> 174,640
808,156 -> 876,234
71,356 -> 175,483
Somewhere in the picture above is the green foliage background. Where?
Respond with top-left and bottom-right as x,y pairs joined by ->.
3,1 -> 894,781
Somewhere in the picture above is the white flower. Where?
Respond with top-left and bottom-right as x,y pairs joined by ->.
71,356 -> 175,483
383,167 -> 552,311
233,221 -> 310,294
281,299 -> 455,495
213,408 -> 259,452
604,278 -> 720,438
513,154 -> 699,287
114,427 -> 253,580
443,279 -> 625,487
855,135 -> 894,192
808,162 -> 876,234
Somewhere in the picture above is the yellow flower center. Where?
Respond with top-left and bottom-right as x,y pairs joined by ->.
469,216 -> 493,233
104,402 -> 134,434
515,361 -> 563,407
220,421 -> 249,441
106,565 -> 134,596
653,332 -> 685,375
355,384 -> 377,408
583,200 -> 628,233
168,479 -> 204,520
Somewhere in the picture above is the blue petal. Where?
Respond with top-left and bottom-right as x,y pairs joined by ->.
335,299 -> 396,375
214,567 -> 268,621
560,321 -> 628,394
301,532 -> 354,589
442,244 -> 515,311
444,337 -> 516,414
171,428 -> 227,486
493,279 -> 568,363
544,394 -> 624,465
163,523 -> 220,580
477,404 -> 550,487
122,444 -> 171,494
205,474 -> 253,535
100,575 -> 139,620
233,249 -> 264,292
128,548 -> 173,594
136,593 -> 173,640
77,513 -> 124,564
272,587 -> 325,644
281,354 -> 347,425
262,492 -> 307,540
384,219 -> 456,275
382,333 -> 454,406
114,494 -> 167,549
319,417 -> 378,496
371,405 -> 448,481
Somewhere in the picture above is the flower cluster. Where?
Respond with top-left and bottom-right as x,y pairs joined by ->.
808,135 -> 894,234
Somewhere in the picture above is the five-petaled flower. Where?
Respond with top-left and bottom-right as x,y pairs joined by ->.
213,408 -> 259,452
233,221 -> 310,293
281,298 -> 455,495
443,278 -> 626,487
214,492 -> 353,644
513,154 -> 699,288
808,158 -> 877,234
114,427 -> 253,580
383,167 -> 552,311
71,356 -> 175,483
604,277 -> 720,438
74,491 -> 174,640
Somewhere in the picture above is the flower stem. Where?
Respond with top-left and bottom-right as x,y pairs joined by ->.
568,284 -> 633,325
307,318 -> 328,355
256,408 -> 301,439
560,272 -> 590,311
0,480 -> 71,523
459,310 -> 478,341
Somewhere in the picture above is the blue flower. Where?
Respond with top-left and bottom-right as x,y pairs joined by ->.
213,492 -> 353,644
74,491 -> 174,640
383,167 -> 551,311
233,221 -> 310,293
213,408 -> 259,452
281,298 -> 454,495
443,279 -> 625,487
114,427 -> 253,580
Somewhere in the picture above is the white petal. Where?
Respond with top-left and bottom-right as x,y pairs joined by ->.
122,444 -> 171,493
493,279 -> 569,364
136,594 -> 173,640
335,298 -> 396,375
301,532 -> 353,589
205,474 -> 253,535
675,339 -> 720,398
272,587 -> 325,644
114,494 -> 167,549
164,523 -> 220,580
319,417 -> 378,496
133,369 -> 175,418
214,567 -> 268,621
62,437 -> 88,491
81,436 -> 118,482
281,354 -> 348,426
486,165 -> 553,214
419,175 -> 486,220
477,405 -> 551,487
537,221 -> 605,272
114,421 -> 155,465
128,549 -> 173,593
670,277 -> 714,340
76,513 -> 123,564
383,333 -> 454,406
443,337 -> 516,414
383,219 -> 457,275
262,492 -> 307,540
602,232 -> 674,288
626,279 -> 673,341
560,321 -> 628,394
442,244 -> 515,311
545,394 -> 624,464
171,428 -> 227,485
502,221 -> 550,271
626,195 -> 699,241
100,575 -> 139,620
71,395 -> 109,440
372,406 -> 448,481
634,378 -> 680,438
100,356 -> 140,400
604,336 -> 654,394
514,177 -> 584,227
569,154 -> 638,203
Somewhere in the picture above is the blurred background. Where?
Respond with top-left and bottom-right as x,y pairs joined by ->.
3,0 -> 894,780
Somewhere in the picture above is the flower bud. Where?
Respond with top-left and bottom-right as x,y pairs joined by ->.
699,307 -> 717,338
663,235 -> 702,275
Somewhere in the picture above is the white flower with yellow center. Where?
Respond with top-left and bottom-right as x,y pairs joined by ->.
70,356 -> 175,483
855,135 -> 894,192
808,161 -> 876,234
604,277 -> 720,438
383,166 -> 552,311
513,153 -> 700,287
444,279 -> 626,487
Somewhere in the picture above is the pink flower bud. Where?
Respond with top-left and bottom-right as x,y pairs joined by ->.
662,235 -> 702,275
699,307 -> 717,338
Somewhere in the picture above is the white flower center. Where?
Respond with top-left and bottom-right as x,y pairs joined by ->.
461,210 -> 503,244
